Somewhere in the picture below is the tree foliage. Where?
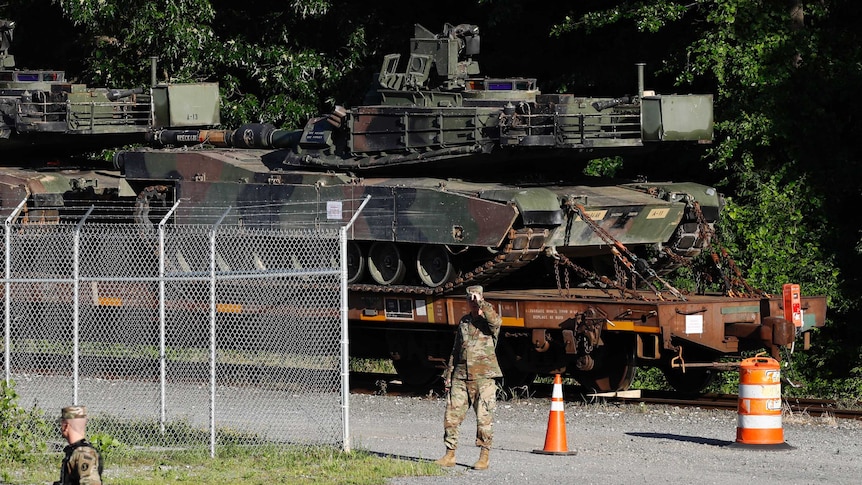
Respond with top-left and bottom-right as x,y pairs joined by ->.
555,1 -> 860,391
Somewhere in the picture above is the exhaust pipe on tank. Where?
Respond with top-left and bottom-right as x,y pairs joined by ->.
151,56 -> 158,86
636,63 -> 645,99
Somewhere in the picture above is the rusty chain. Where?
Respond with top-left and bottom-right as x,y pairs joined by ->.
566,201 -> 686,300
691,201 -> 768,298
553,252 -> 646,300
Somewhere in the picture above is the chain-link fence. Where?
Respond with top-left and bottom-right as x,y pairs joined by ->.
1,198 -> 361,453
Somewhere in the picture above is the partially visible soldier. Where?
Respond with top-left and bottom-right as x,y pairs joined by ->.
434,285 -> 502,471
54,406 -> 102,485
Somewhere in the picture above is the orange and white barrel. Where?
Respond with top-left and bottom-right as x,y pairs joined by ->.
731,356 -> 793,449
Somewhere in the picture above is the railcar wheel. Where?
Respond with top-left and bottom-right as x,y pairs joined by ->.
416,245 -> 455,287
346,241 -> 365,284
661,366 -> 716,394
573,334 -> 637,392
659,348 -> 720,393
368,242 -> 406,285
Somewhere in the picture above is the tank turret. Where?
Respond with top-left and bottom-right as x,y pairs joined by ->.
114,23 -> 721,296
0,19 -> 220,155
0,19 -> 220,221
147,23 -> 712,178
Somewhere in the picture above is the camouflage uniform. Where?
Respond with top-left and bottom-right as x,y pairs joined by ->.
441,286 -> 502,451
57,439 -> 103,485
55,406 -> 102,485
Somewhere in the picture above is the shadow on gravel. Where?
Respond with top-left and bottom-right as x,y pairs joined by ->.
365,450 -> 432,463
626,432 -> 732,447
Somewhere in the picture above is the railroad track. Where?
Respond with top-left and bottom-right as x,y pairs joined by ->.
631,390 -> 862,421
350,372 -> 862,421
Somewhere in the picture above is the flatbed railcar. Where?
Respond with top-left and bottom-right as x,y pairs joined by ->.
348,288 -> 826,392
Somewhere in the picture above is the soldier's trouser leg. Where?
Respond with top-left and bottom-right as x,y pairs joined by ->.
473,378 -> 497,449
443,379 -> 470,450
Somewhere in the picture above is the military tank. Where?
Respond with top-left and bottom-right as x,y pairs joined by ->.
114,22 -> 719,295
1,19 -> 145,153
3,20 -> 820,395
0,18 -> 220,221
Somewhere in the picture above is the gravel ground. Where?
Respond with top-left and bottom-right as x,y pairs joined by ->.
349,393 -> 862,485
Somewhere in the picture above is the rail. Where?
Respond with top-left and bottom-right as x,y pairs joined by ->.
499,111 -> 643,146
350,372 -> 862,421
15,97 -> 152,133
347,107 -> 645,154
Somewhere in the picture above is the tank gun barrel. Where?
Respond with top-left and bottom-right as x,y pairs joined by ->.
591,96 -> 633,111
107,87 -> 145,101
150,123 -> 303,149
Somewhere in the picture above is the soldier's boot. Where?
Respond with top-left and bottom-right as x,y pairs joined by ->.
434,448 -> 456,467
472,448 -> 490,470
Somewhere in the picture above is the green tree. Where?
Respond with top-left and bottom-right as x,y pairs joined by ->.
555,1 -> 860,394
56,0 -> 218,85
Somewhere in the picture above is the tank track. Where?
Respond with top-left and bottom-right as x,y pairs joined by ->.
348,228 -> 548,295
348,222 -> 710,296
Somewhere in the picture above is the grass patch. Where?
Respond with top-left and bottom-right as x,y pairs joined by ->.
349,358 -> 395,374
9,338 -> 338,369
2,445 -> 442,485
2,378 -> 441,485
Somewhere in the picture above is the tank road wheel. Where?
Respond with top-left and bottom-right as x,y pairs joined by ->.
573,334 -> 637,393
346,241 -> 366,284
368,242 -> 406,285
416,245 -> 455,287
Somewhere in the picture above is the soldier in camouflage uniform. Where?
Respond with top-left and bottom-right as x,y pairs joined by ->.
434,285 -> 502,471
54,406 -> 102,485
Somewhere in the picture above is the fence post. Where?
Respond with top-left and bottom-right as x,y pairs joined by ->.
4,198 -> 27,385
209,207 -> 231,458
72,206 -> 94,404
158,201 -> 182,434
341,196 -> 371,452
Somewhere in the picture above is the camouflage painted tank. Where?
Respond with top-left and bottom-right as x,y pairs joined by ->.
0,18 -> 220,221
116,22 -> 721,294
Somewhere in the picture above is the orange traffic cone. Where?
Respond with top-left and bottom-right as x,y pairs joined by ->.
532,374 -> 577,455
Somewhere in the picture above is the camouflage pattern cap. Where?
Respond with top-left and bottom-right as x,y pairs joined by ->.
61,405 -> 87,420
466,285 -> 483,298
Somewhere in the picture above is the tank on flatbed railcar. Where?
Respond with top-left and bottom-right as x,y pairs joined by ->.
110,22 -> 822,392
0,20 -> 826,393
348,288 -> 827,393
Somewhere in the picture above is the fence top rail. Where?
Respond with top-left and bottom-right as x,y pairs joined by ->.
0,197 -> 372,227
4,222 -> 344,235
